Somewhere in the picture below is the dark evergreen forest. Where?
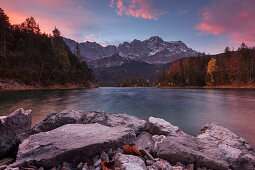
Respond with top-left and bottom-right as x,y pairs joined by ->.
0,8 -> 95,87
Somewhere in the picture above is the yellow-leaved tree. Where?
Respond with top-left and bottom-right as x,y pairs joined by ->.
207,58 -> 218,85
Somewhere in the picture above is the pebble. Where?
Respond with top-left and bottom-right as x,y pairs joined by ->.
100,151 -> 109,162
77,162 -> 84,169
146,160 -> 154,166
82,163 -> 89,170
187,164 -> 194,170
0,165 -> 7,170
94,159 -> 101,167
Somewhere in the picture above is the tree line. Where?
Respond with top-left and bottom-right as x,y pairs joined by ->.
159,44 -> 255,87
0,8 -> 95,87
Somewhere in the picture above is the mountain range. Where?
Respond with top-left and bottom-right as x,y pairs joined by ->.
63,36 -> 200,68
63,36 -> 201,86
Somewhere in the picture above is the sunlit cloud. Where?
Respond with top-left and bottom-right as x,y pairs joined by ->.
110,0 -> 166,21
179,9 -> 188,15
196,0 -> 255,46
84,34 -> 106,46
0,0 -> 99,40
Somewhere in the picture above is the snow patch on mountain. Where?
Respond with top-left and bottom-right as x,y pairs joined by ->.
63,36 -> 200,68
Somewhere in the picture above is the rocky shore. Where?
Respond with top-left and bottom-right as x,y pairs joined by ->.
1,109 -> 255,170
0,79 -> 98,91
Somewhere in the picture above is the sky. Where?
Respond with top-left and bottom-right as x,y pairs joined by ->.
0,0 -> 254,54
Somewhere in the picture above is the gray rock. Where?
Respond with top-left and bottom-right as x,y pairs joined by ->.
187,164 -> 194,170
113,153 -> 147,170
77,162 -> 84,170
135,132 -> 154,152
156,134 -> 229,170
107,148 -> 114,157
0,158 -> 14,166
152,135 -> 166,149
62,162 -> 72,170
197,123 -> 255,170
155,122 -> 255,170
0,165 -> 7,170
172,166 -> 184,170
100,151 -> 109,162
145,160 -> 153,166
152,158 -> 172,170
31,109 -> 84,134
146,117 -> 184,136
94,166 -> 101,170
0,108 -> 31,157
13,124 -> 136,168
94,159 -> 101,167
92,155 -> 99,165
82,163 -> 89,170
81,110 -> 146,134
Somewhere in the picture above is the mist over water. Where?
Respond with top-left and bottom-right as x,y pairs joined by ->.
1,87 -> 255,146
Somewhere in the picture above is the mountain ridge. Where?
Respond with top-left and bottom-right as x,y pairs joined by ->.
63,36 -> 200,68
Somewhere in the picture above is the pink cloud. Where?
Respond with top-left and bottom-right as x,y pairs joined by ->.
0,0 -> 98,40
84,34 -> 106,46
196,0 -> 255,45
179,9 -> 188,15
110,0 -> 166,21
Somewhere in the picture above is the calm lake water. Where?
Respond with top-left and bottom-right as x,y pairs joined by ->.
0,87 -> 255,146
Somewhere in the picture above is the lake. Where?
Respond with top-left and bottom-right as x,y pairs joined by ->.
1,87 -> 255,146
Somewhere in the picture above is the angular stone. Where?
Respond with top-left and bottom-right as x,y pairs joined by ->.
113,153 -> 147,170
187,164 -> 194,170
0,108 -> 31,157
135,132 -> 154,152
197,123 -> 255,170
152,158 -> 172,170
146,117 -> 183,136
31,110 -> 84,134
100,151 -> 109,162
61,162 -> 72,170
77,162 -> 83,170
82,111 -> 146,134
0,165 -> 7,170
156,135 -> 229,170
0,158 -> 13,166
13,124 -> 136,168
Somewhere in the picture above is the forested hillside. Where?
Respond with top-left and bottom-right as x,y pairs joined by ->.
159,44 -> 255,87
0,8 -> 95,88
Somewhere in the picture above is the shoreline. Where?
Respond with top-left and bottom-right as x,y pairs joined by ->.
1,77 -> 255,90
159,85 -> 255,89
0,78 -> 98,91
1,109 -> 255,169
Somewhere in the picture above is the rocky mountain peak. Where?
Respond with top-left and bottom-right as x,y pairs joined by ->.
63,36 -> 200,68
148,36 -> 164,43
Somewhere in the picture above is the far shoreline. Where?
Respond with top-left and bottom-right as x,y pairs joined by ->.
0,78 -> 98,91
159,85 -> 255,89
1,79 -> 255,91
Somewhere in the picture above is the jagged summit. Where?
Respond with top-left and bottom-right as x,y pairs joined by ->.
63,36 -> 200,68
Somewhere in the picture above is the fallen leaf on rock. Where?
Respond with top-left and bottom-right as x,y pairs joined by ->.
100,160 -> 114,170
123,144 -> 143,156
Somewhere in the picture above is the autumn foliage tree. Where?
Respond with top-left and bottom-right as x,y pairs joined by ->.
207,58 -> 218,85
160,43 -> 255,87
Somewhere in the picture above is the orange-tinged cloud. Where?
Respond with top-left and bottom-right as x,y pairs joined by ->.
110,0 -> 165,21
0,0 -> 99,40
196,0 -> 255,46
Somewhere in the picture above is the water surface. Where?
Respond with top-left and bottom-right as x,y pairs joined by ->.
1,87 -> 255,146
